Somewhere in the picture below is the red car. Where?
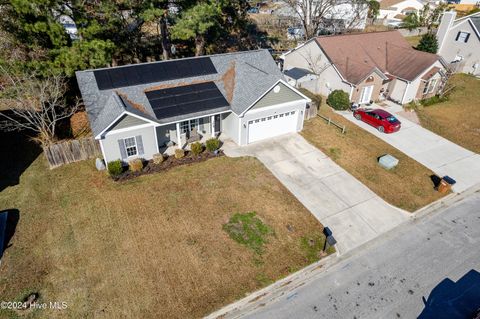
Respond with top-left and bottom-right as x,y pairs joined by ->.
353,108 -> 401,133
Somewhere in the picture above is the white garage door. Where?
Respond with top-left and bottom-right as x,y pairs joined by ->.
247,110 -> 298,144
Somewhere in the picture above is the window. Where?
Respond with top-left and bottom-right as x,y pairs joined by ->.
180,120 -> 189,133
124,137 -> 137,157
279,113 -> 284,117
274,115 -> 278,119
291,111 -> 296,115
267,116 -> 272,120
456,31 -> 470,43
423,78 -> 438,95
180,119 -> 200,133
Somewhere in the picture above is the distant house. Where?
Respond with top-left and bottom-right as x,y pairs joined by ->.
75,50 -> 310,164
379,0 -> 426,22
436,11 -> 480,75
282,31 -> 448,105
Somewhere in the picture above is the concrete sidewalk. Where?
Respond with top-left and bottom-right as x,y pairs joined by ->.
339,109 -> 480,193
222,134 -> 409,253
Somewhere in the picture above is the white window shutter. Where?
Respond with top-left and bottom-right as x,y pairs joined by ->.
118,139 -> 127,159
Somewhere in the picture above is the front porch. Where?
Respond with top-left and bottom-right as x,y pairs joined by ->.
156,114 -> 223,155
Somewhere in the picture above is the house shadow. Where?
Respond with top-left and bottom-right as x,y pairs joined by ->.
418,269 -> 480,319
0,209 -> 20,263
0,130 -> 41,192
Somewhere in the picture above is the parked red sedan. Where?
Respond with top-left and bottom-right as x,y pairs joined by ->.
353,108 -> 401,133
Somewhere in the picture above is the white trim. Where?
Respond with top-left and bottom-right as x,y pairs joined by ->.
95,111 -> 158,139
153,126 -> 159,153
176,122 -> 182,148
156,110 -> 231,127
238,116 -> 243,145
99,139 -> 108,164
211,115 -> 215,137
450,18 -> 480,39
243,100 -> 305,116
104,123 -> 154,137
239,79 -> 311,117
348,85 -> 354,100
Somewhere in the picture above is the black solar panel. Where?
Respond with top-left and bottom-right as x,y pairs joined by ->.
93,57 -> 217,90
146,81 -> 229,120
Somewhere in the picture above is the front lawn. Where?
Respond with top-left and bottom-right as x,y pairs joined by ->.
0,148 -> 327,318
301,107 -> 447,212
416,74 -> 480,153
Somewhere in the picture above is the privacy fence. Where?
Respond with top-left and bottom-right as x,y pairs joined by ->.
43,137 -> 101,169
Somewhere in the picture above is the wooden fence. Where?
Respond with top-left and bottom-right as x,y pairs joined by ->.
318,114 -> 346,134
43,137 -> 101,169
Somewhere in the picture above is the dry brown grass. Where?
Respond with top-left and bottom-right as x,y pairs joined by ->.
0,155 -> 325,318
417,74 -> 480,153
301,106 -> 447,211
404,35 -> 422,47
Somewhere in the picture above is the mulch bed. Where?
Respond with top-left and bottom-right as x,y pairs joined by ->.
113,150 -> 224,181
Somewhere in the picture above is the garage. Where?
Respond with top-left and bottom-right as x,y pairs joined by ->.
247,110 -> 298,144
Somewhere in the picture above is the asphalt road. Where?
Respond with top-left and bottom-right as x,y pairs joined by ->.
246,191 -> 480,319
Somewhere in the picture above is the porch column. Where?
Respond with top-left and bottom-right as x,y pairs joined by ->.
176,122 -> 182,148
211,115 -> 215,138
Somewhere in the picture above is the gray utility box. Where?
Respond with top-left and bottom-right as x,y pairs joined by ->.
378,154 -> 399,170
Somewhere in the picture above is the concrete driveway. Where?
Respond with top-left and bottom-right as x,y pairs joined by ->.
339,109 -> 480,193
222,134 -> 409,253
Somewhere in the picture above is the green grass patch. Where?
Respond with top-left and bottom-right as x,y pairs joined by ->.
223,212 -> 274,254
300,233 -> 335,263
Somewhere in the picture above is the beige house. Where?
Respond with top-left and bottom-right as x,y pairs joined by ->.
282,31 -> 448,105
437,11 -> 480,75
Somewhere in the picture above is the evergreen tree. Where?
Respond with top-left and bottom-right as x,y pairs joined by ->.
416,32 -> 438,53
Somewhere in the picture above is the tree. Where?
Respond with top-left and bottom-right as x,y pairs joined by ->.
402,3 -> 449,32
416,32 -> 438,53
170,2 -> 221,56
367,0 -> 380,23
282,0 -> 369,38
0,66 -> 80,146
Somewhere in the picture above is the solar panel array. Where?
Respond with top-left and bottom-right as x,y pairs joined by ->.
146,82 -> 230,120
94,57 -> 217,90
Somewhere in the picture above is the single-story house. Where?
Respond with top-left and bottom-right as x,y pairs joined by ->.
379,0 -> 426,22
282,31 -> 448,105
76,50 -> 310,164
436,11 -> 480,75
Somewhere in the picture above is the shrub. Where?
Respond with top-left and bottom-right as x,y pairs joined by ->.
205,138 -> 220,152
420,95 -> 448,107
152,153 -> 165,164
327,90 -> 350,110
128,158 -> 143,172
175,148 -> 185,159
190,142 -> 203,156
107,160 -> 123,177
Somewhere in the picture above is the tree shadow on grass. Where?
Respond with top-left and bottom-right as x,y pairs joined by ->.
0,130 -> 41,192
418,269 -> 480,319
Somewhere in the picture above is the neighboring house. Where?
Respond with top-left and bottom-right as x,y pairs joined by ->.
437,11 -> 480,75
379,0 -> 426,22
282,31 -> 448,105
76,50 -> 310,164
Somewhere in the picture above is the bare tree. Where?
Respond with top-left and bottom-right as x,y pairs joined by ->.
0,66 -> 80,146
282,0 -> 368,38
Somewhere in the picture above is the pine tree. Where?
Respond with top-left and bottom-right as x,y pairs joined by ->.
416,33 -> 438,54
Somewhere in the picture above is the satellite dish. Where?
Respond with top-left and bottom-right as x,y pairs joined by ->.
273,85 -> 281,93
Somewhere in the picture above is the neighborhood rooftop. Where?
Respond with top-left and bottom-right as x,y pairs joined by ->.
76,49 -> 284,136
315,31 -> 443,84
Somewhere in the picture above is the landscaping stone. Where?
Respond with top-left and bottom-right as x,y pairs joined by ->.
95,158 -> 106,171
378,154 -> 399,170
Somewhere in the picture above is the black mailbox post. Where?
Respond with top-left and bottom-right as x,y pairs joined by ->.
323,227 -> 337,251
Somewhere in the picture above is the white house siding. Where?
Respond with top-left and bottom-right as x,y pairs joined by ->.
403,60 -> 445,103
101,125 -> 158,163
222,112 -> 240,144
438,20 -> 480,75
388,78 -> 408,103
238,100 -> 306,145
379,0 -> 425,21
283,41 -> 351,96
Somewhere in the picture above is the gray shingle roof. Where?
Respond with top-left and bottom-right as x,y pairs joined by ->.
75,50 -> 284,137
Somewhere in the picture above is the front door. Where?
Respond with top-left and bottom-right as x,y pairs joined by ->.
360,85 -> 374,104
214,114 -> 221,134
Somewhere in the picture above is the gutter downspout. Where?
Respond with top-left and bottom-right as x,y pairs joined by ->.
349,85 -> 355,101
